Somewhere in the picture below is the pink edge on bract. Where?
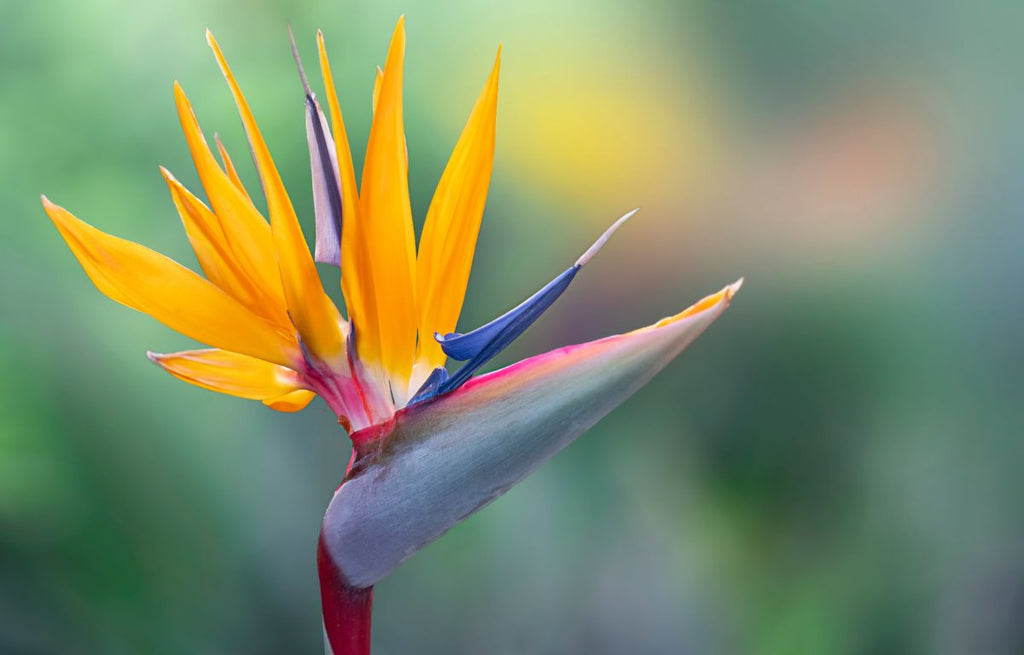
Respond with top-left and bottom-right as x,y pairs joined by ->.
445,278 -> 742,404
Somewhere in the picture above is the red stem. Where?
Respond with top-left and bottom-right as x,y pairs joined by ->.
318,534 -> 374,654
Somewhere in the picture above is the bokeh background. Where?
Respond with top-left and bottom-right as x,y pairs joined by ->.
2,0 -> 1021,653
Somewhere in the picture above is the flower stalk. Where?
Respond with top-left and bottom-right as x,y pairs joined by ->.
318,535 -> 373,655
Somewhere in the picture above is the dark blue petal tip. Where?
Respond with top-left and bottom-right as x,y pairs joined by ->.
408,367 -> 450,405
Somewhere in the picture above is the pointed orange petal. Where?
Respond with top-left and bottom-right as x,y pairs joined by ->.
372,65 -> 384,115
358,16 -> 418,396
148,348 -> 308,400
207,30 -> 348,368
416,47 -> 501,373
161,167 -> 289,329
263,389 -> 317,412
174,83 -> 285,308
43,197 -> 299,368
318,31 -> 384,393
214,133 -> 252,201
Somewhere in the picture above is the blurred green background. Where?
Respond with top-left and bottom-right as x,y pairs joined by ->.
2,0 -> 1021,653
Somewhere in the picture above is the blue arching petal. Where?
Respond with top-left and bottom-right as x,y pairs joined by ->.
427,209 -> 638,399
436,265 -> 579,393
438,267 -> 579,362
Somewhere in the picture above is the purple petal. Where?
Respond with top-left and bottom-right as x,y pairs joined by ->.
292,28 -> 343,266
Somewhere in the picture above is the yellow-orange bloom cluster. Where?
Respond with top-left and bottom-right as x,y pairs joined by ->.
43,17 -> 499,431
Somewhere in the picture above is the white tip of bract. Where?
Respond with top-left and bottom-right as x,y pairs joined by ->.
575,208 -> 639,267
726,277 -> 744,297
322,280 -> 738,588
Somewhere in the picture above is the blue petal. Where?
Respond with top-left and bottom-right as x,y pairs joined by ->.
438,266 -> 579,363
436,265 -> 579,394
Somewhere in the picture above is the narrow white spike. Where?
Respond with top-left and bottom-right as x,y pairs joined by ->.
288,25 -> 314,97
725,277 -> 745,298
575,208 -> 639,267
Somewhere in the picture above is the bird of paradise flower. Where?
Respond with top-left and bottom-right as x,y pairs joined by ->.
41,16 -> 741,654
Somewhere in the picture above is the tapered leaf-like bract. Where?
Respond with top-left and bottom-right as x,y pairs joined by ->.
322,281 -> 740,588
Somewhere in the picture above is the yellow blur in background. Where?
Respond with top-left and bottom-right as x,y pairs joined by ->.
2,0 -> 1020,653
